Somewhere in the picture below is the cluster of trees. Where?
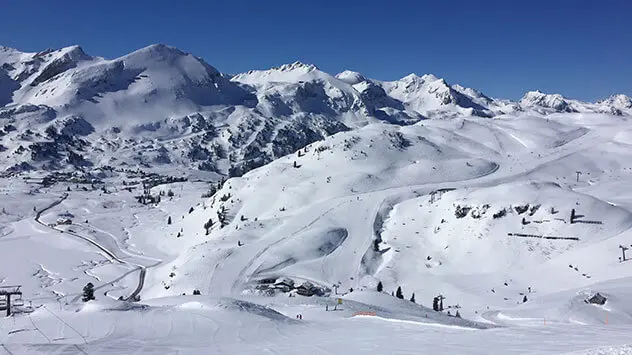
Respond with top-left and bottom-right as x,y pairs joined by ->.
136,184 -> 162,205
199,205 -> 228,235
131,174 -> 188,204
376,281 -> 461,318
217,206 -> 227,228
202,177 -> 228,198
377,282 -> 415,302
201,186 -> 217,198
432,296 -> 443,311
143,175 -> 187,189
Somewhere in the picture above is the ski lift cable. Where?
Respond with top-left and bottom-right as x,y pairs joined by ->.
27,314 -> 51,344
74,344 -> 89,355
1,344 -> 15,355
41,306 -> 88,344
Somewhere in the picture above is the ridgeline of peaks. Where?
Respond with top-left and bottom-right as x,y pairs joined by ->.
0,43 -> 630,174
274,61 -> 319,73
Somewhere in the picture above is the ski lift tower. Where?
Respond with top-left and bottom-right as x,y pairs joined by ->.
0,285 -> 22,316
619,245 -> 629,262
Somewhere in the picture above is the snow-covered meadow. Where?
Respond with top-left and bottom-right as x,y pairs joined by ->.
2,43 -> 632,353
2,112 -> 632,354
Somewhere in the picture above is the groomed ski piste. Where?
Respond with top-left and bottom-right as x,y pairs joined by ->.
3,113 -> 632,354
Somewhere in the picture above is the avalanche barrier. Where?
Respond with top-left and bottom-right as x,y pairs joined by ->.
508,232 -> 579,241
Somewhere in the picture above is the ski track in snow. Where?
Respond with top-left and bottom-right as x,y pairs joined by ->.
32,193 -> 162,303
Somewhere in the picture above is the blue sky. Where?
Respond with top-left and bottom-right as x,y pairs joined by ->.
1,0 -> 630,101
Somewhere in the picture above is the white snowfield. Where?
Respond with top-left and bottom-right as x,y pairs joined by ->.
2,112 -> 632,354
2,44 -> 632,354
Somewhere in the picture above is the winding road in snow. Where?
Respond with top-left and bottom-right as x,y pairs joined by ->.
33,193 -> 158,302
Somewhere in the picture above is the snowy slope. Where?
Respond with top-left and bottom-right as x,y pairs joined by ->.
0,111 -> 625,353
2,43 -> 630,176
3,113 -> 632,353
132,113 -> 632,327
4,43 -> 632,354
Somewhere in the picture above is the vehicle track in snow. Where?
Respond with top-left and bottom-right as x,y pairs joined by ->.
228,199 -> 352,294
218,128 -> 597,294
33,193 -> 161,303
291,126 -> 604,289
68,222 -> 162,301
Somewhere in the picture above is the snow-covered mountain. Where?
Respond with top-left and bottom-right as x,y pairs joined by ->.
519,90 -> 632,116
3,111 -> 632,353
150,114 -> 632,303
5,44 -> 632,354
1,43 -> 630,175
0,46 -> 357,175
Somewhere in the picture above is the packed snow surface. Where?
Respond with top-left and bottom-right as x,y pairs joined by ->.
1,43 -> 632,354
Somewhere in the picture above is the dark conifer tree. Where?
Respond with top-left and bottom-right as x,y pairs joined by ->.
82,282 -> 95,302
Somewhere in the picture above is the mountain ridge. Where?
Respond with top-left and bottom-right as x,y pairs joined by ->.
1,43 -> 630,174
2,43 -> 629,108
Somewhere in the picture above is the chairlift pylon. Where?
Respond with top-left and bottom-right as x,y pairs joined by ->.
13,294 -> 24,307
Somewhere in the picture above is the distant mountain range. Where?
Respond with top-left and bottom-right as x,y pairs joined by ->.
1,44 -> 630,174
